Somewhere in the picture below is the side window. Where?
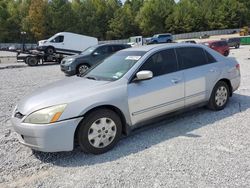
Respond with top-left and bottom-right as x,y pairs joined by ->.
139,49 -> 178,77
50,35 -> 64,43
204,50 -> 217,64
158,35 -> 165,38
95,46 -> 112,55
212,42 -> 218,47
176,47 -> 207,69
112,45 -> 122,52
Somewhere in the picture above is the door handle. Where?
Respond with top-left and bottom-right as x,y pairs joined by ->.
171,78 -> 181,84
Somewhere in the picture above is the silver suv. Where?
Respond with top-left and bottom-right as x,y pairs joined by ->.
11,44 -> 240,154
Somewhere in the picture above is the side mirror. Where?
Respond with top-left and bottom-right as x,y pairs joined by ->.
135,70 -> 153,81
93,52 -> 99,56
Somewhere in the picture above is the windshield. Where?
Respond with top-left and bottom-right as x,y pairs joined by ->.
81,46 -> 97,55
84,51 -> 146,81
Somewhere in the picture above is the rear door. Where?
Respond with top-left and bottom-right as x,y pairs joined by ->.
128,48 -> 185,125
176,47 -> 221,107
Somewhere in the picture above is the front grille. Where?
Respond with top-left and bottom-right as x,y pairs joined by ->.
14,112 -> 24,119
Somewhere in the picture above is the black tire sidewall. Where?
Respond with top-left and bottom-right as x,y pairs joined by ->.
77,109 -> 122,154
46,47 -> 55,55
77,64 -> 89,75
209,81 -> 229,111
26,57 -> 38,66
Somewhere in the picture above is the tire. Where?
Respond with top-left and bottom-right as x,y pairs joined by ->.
77,64 -> 90,75
26,56 -> 38,66
45,46 -> 55,55
207,81 -> 229,111
235,44 -> 240,49
166,39 -> 172,43
77,109 -> 122,154
224,51 -> 229,56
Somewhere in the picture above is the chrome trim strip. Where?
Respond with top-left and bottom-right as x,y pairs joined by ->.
132,97 -> 184,116
132,91 -> 208,116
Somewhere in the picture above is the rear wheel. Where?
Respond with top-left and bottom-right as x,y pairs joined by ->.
207,81 -> 229,111
77,109 -> 122,154
235,44 -> 240,49
26,56 -> 38,66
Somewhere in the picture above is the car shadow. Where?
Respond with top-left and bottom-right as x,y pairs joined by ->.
33,93 -> 250,167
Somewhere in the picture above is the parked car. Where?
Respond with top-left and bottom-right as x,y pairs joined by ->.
11,43 -> 240,154
199,34 -> 210,39
182,40 -> 197,44
202,40 -> 230,56
60,43 -> 131,76
146,33 -> 173,44
37,32 -> 98,55
8,45 -> 17,51
222,38 -> 240,49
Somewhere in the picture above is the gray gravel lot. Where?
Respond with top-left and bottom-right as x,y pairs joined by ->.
0,47 -> 250,188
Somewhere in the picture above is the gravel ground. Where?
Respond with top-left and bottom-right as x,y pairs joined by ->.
0,47 -> 250,188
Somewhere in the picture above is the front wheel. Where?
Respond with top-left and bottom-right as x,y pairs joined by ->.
45,46 -> 55,55
77,109 -> 122,154
77,64 -> 90,75
224,51 -> 229,56
207,81 -> 229,111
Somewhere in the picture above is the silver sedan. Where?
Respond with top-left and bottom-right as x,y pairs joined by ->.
11,43 -> 241,154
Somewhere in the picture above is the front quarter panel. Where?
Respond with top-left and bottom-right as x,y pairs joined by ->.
59,79 -> 132,126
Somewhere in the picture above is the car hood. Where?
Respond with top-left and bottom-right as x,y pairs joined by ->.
17,76 -> 111,115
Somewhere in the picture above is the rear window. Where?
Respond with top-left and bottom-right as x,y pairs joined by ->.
176,47 -> 207,69
215,41 -> 227,46
204,50 -> 216,64
112,45 -> 123,52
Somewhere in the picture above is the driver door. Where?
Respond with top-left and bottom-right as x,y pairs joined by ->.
91,46 -> 113,64
127,49 -> 185,125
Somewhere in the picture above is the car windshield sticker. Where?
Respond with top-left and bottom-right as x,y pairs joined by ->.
113,72 -> 123,79
125,56 -> 141,61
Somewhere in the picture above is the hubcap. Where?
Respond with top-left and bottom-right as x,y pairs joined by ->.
78,65 -> 89,74
47,48 -> 54,54
215,86 -> 228,107
88,118 -> 117,148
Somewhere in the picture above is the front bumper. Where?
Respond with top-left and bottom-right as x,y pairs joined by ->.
11,116 -> 83,152
60,64 -> 76,76
36,45 -> 47,51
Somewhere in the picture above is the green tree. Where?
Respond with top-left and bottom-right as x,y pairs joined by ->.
107,3 -> 140,39
24,0 -> 48,40
136,0 -> 175,36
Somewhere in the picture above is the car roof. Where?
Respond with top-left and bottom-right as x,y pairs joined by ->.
122,43 -> 204,52
154,33 -> 172,35
96,43 -> 127,47
203,40 -> 225,44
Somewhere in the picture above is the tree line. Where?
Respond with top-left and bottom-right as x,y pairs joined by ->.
0,0 -> 249,43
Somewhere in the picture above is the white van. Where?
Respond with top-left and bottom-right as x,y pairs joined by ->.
37,32 -> 98,55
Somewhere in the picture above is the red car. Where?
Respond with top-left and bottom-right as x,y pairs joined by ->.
202,40 -> 230,56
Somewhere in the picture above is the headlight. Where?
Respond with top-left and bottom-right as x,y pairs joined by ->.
23,104 -> 67,124
64,58 -> 75,65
